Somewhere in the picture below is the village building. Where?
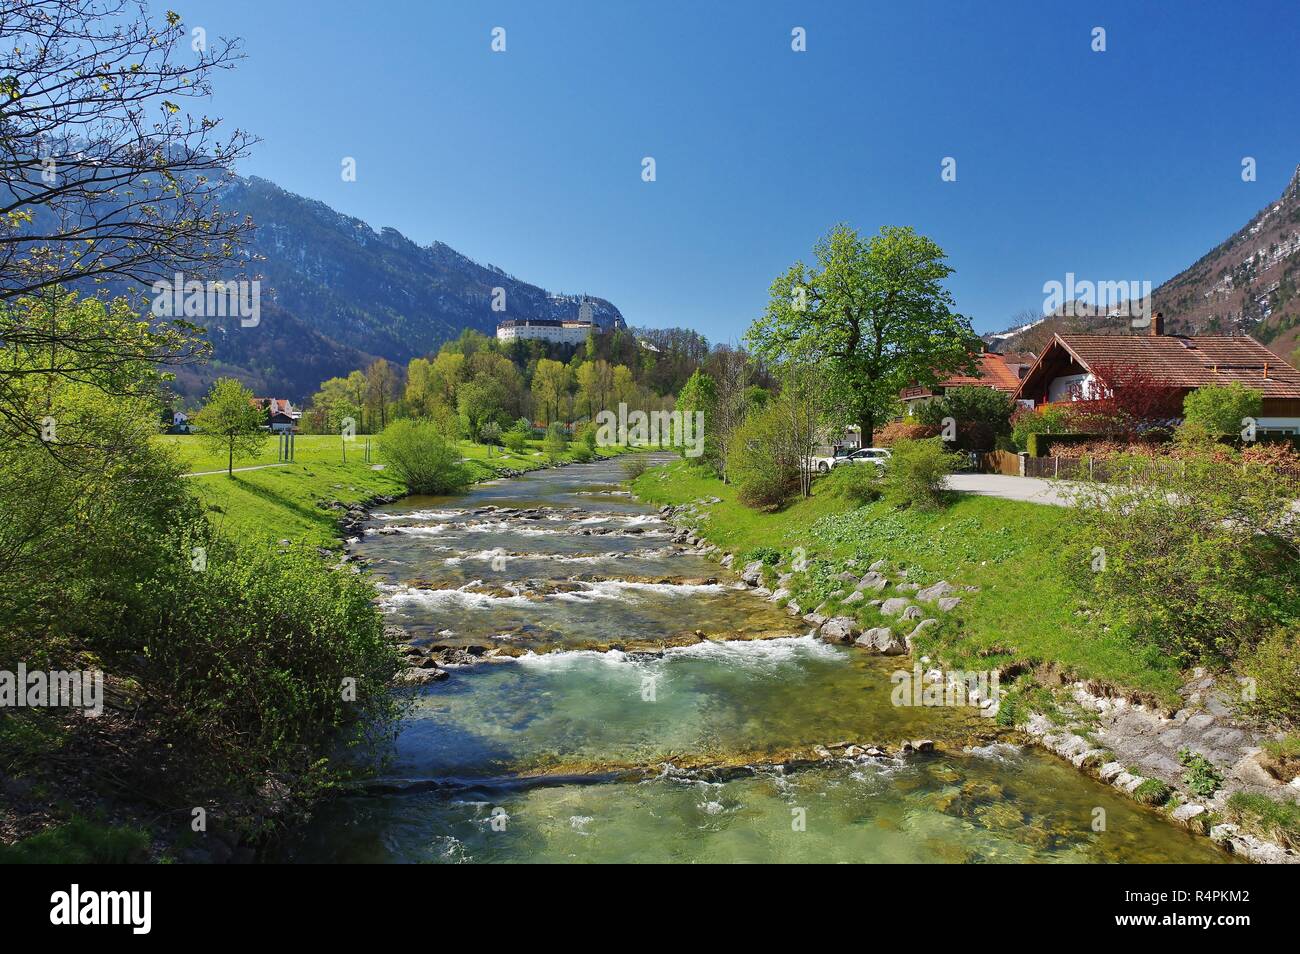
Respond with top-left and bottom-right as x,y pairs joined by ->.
1013,314 -> 1300,435
900,351 -> 1026,415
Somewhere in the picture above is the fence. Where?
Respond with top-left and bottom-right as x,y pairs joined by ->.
1022,455 -> 1119,481
978,450 -> 1022,476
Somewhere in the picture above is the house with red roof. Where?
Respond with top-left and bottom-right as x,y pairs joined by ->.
250,397 -> 301,433
899,351 -> 1026,415
1013,314 -> 1300,435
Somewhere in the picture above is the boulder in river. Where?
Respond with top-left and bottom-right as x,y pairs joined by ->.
740,561 -> 765,586
855,627 -> 907,655
818,616 -> 861,643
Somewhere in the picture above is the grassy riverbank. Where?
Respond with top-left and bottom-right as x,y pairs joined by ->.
160,434 -> 628,548
632,459 -> 1184,702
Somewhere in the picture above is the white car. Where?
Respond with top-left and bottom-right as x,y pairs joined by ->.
831,447 -> 891,471
809,447 -> 891,473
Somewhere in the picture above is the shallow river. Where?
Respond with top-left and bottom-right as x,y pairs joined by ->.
279,457 -> 1228,863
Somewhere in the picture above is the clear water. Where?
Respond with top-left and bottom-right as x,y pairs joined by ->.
279,457 -> 1229,863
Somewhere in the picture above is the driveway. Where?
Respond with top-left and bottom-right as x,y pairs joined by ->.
944,473 -> 1082,508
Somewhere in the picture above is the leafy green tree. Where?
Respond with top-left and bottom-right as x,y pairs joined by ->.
746,224 -> 979,443
1182,382 -> 1264,437
675,369 -> 718,467
193,378 -> 267,476
457,378 -> 503,442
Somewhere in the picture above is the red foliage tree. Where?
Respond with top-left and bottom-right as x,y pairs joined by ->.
1062,362 -> 1183,436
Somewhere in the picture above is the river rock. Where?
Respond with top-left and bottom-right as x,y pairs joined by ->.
841,590 -> 865,607
916,581 -> 956,602
803,611 -> 828,627
913,739 -> 936,753
936,597 -> 962,612
869,559 -> 887,572
393,666 -> 448,686
785,601 -> 802,616
1171,803 -> 1206,826
901,605 -> 922,620
855,627 -> 906,655
834,571 -> 858,583
769,587 -> 791,602
740,561 -> 764,586
880,597 -> 911,616
720,553 -> 734,568
818,616 -> 861,644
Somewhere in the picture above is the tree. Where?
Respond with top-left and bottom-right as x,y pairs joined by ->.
746,224 -> 979,443
456,377 -> 502,443
193,377 -> 266,476
675,370 -> 718,466
1182,382 -> 1265,437
1064,362 -> 1184,436
531,358 -> 571,425
364,358 -> 398,430
0,1 -> 256,303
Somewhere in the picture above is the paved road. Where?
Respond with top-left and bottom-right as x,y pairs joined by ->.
182,462 -> 289,478
944,473 -> 1083,507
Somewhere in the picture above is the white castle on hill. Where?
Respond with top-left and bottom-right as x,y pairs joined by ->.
496,297 -> 623,345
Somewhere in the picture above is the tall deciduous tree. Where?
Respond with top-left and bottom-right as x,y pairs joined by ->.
746,224 -> 979,443
194,377 -> 265,476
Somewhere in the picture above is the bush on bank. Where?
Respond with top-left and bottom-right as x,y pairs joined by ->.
378,419 -> 472,495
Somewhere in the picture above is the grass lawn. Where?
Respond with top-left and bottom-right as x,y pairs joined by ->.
159,433 -> 626,549
633,460 -> 1183,702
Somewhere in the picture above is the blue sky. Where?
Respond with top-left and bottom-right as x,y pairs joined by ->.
174,0 -> 1300,341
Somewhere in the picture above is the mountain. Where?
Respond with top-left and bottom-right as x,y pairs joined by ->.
985,165 -> 1300,360
175,176 -> 624,400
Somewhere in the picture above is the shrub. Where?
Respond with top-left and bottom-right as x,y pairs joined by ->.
501,425 -> 528,454
1011,404 -> 1069,452
622,455 -> 649,481
1237,629 -> 1300,728
379,419 -> 472,494
146,540 -> 400,783
1182,382 -> 1265,436
819,462 -> 882,504
1178,748 -> 1224,799
1132,778 -> 1172,806
576,421 -> 599,452
730,402 -> 800,510
740,546 -> 783,566
913,385 -> 1015,451
881,437 -> 960,511
1066,443 -> 1300,663
543,421 -> 568,462
570,443 -> 595,463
